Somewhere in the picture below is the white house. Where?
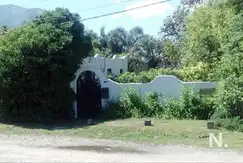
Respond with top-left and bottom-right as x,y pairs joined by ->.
81,54 -> 128,77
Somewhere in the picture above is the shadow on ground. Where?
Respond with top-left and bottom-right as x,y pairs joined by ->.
3,117 -> 118,131
52,145 -> 147,154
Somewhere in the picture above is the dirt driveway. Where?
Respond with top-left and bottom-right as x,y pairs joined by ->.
0,134 -> 242,162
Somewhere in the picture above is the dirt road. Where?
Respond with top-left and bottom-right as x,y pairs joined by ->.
0,134 -> 242,162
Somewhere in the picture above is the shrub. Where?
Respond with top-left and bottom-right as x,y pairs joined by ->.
210,110 -> 227,120
238,124 -> 243,132
110,68 -> 181,83
119,87 -> 146,118
179,62 -> 215,81
214,117 -> 243,132
100,101 -> 123,120
114,72 -> 138,83
214,75 -> 243,118
163,97 -> 182,119
104,87 -> 213,120
179,86 -> 214,120
118,89 -> 167,118
163,87 -> 214,120
110,62 -> 215,84
144,92 -> 164,118
106,88 -> 166,118
200,95 -> 216,119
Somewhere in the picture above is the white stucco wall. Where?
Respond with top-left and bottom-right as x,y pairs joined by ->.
70,55 -> 217,118
71,72 -> 216,110
101,75 -> 217,106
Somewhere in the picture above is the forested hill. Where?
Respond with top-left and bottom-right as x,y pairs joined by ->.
0,4 -> 44,27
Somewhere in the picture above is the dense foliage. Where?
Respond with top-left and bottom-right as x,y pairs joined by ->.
103,87 -> 214,120
0,8 -> 92,122
0,0 -> 243,132
111,62 -> 213,83
103,0 -> 243,132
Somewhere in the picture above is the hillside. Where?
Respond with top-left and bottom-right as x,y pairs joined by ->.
0,4 -> 44,27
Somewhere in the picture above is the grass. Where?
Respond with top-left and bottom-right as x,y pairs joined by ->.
0,119 -> 242,149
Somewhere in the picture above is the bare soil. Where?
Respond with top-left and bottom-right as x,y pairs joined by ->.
0,134 -> 242,162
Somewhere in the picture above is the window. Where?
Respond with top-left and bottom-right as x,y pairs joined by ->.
107,68 -> 112,76
120,69 -> 123,74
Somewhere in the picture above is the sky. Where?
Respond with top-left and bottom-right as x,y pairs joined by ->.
0,0 -> 181,36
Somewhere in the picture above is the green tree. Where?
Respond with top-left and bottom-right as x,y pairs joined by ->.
98,26 -> 108,52
127,26 -> 144,49
129,35 -> 162,69
162,39 -> 180,68
107,27 -> 128,54
0,25 -> 8,35
213,7 -> 243,119
0,8 -> 92,122
183,1 -> 234,66
227,0 -> 243,14
160,0 -> 203,43
216,13 -> 243,79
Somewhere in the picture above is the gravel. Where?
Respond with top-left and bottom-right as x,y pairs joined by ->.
0,134 -> 242,162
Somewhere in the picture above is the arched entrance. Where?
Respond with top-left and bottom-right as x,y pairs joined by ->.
76,70 -> 102,119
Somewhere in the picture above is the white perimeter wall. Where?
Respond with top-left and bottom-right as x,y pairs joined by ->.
71,71 -> 216,110
70,61 -> 217,118
101,75 -> 216,106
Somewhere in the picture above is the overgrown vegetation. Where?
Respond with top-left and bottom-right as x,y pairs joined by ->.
110,62 -> 213,83
0,8 -> 92,122
103,0 -> 243,132
0,0 -> 243,134
104,87 -> 214,121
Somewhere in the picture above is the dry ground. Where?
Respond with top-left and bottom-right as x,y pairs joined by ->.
0,119 -> 243,162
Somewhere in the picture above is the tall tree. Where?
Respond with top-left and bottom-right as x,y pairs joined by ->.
127,26 -> 144,48
0,8 -> 92,122
107,27 -> 128,54
129,35 -> 162,69
98,26 -> 108,52
160,0 -> 203,43
159,0 -> 204,66
183,0 -> 234,66
162,39 -> 180,68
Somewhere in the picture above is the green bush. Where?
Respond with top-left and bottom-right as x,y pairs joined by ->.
179,62 -> 215,81
211,110 -> 227,120
179,87 -> 202,119
163,97 -> 182,119
238,124 -> 243,132
144,92 -> 164,118
119,87 -> 146,118
214,117 -> 243,132
163,87 -> 214,120
214,75 -> 243,118
100,101 -> 123,119
111,68 -> 180,83
105,87 -> 213,120
110,62 -> 215,83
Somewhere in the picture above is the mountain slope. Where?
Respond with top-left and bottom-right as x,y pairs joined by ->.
0,4 -> 44,27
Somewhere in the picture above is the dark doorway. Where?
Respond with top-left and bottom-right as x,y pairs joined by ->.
76,71 -> 102,119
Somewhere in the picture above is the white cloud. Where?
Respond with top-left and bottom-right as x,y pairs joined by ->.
125,0 -> 173,20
